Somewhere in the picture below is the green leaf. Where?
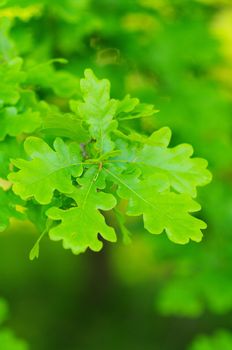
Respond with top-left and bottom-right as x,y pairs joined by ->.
26,60 -> 80,98
0,329 -> 28,350
0,297 -> 28,349
158,279 -> 203,317
136,127 -> 212,197
2,66 -> 212,257
39,102 -> 89,142
0,57 -> 25,105
116,94 -> 139,114
0,17 -> 16,61
46,168 -> 117,254
70,69 -> 118,153
29,230 -> 46,261
189,331 -> 232,350
9,137 -> 83,204
0,106 -> 41,140
0,188 -> 24,232
117,96 -> 158,121
29,218 -> 53,260
106,169 -> 206,244
134,126 -> 172,147
29,239 -> 40,261
0,138 -> 24,178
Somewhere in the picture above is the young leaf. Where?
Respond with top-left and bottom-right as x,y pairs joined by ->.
39,102 -> 89,142
71,69 -> 118,153
106,169 -> 206,244
7,68 -> 212,256
117,96 -> 158,121
129,127 -> 212,197
29,227 -> 47,261
8,137 -> 83,204
46,168 -> 117,254
116,94 -> 139,114
0,107 -> 41,140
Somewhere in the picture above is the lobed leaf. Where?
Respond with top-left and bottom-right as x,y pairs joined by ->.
46,168 -> 117,254
39,102 -> 89,142
106,168 -> 206,244
71,69 -> 118,153
0,106 -> 41,140
125,127 -> 212,197
6,68 -> 212,256
8,137 -> 83,204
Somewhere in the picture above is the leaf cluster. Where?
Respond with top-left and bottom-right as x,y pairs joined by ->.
0,57 -> 211,257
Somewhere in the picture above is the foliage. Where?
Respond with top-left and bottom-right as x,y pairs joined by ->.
189,331 -> 232,350
0,298 -> 28,350
0,0 -> 232,349
0,53 -> 211,256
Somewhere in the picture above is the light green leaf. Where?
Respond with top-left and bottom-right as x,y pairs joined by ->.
0,138 -> 23,178
143,127 -> 171,146
29,239 -> 40,261
29,218 -> 53,260
0,329 -> 29,350
29,229 -> 47,261
9,137 -> 83,204
117,99 -> 158,121
39,102 -> 89,142
158,279 -> 203,317
0,57 -> 25,105
0,189 -> 24,232
189,331 -> 232,350
118,127 -> 171,146
46,168 -> 117,254
71,69 -> 118,153
136,127 -> 212,197
0,17 -> 16,61
106,169 -> 206,244
0,106 -> 41,140
26,60 -> 80,98
116,94 -> 139,114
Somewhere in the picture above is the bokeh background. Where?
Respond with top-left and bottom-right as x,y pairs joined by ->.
0,0 -> 232,349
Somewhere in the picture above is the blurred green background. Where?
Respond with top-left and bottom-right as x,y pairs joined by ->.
0,0 -> 232,349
